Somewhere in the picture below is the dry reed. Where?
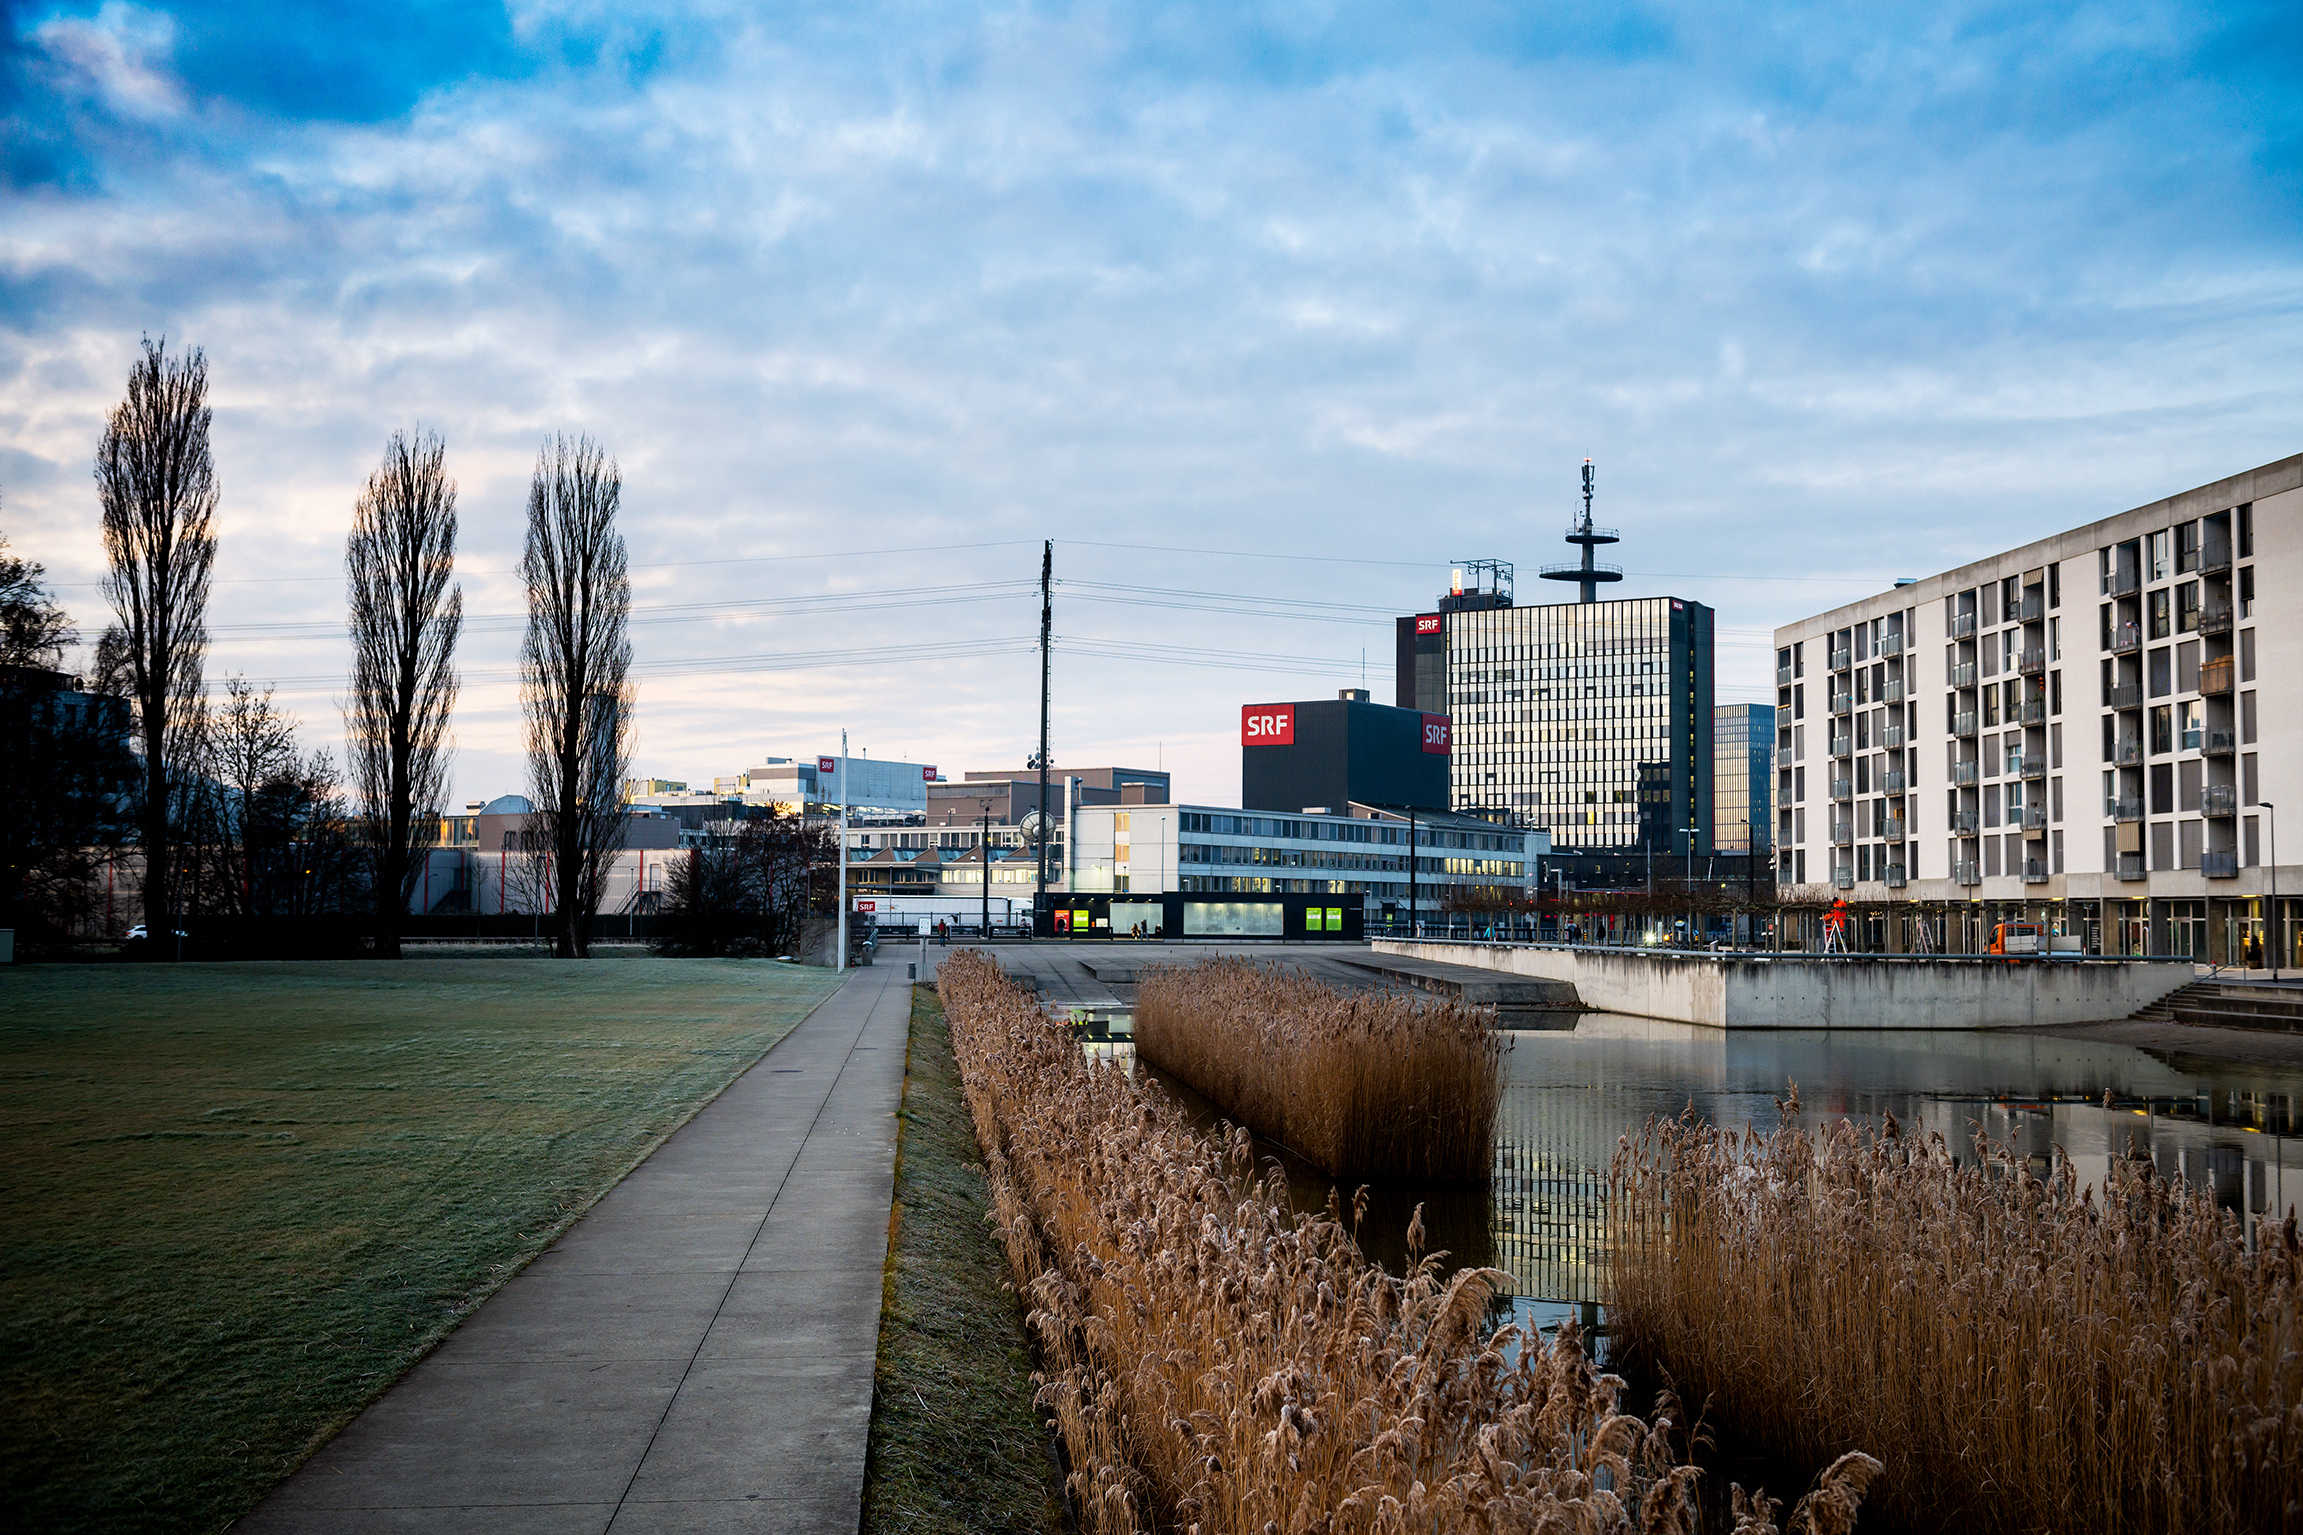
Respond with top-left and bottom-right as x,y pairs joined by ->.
1133,958 -> 1502,1182
939,951 -> 1881,1534
1609,1085 -> 2303,1533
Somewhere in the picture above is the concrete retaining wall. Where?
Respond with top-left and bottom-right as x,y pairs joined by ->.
1372,940 -> 2194,1030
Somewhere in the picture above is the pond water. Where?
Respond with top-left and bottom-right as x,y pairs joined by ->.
1083,1011 -> 2303,1350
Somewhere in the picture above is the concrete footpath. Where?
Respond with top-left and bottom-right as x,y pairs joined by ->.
237,963 -> 910,1535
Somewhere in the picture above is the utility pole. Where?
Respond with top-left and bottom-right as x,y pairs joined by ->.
2265,802 -> 2279,980
1036,540 -> 1052,918
835,729 -> 848,972
980,799 -> 994,941
1407,810 -> 1419,937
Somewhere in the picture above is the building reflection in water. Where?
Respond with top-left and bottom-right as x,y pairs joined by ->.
1492,1015 -> 2303,1306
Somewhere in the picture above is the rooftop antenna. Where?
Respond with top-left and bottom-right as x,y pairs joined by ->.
1539,457 -> 1624,604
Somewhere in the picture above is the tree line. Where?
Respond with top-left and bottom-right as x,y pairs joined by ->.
1,338 -> 640,959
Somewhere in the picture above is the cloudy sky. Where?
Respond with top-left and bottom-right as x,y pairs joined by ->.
3,0 -> 2296,808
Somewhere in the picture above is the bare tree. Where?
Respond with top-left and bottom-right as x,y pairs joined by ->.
96,338 -> 218,945
346,430 -> 462,956
520,434 -> 633,959
197,675 -> 297,916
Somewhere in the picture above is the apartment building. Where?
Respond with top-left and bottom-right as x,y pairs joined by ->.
1772,453 -> 2299,963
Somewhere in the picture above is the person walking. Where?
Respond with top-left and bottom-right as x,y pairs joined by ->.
936,919 -> 948,946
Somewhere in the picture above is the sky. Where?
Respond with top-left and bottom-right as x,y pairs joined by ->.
2,0 -> 2297,810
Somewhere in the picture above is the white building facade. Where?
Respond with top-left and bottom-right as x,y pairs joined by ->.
1772,453 -> 2299,963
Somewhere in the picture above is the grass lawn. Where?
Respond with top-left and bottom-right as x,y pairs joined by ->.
862,984 -> 1066,1535
0,957 -> 842,1535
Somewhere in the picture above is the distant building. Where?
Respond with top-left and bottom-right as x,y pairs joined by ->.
1240,690 -> 1450,814
1712,703 -> 1776,855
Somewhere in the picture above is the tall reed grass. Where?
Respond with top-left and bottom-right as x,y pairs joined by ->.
1133,958 -> 1502,1182
1609,1085 -> 2303,1533
938,952 -> 1881,1534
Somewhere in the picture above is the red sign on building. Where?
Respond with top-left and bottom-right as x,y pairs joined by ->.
1414,613 -> 1443,635
1241,704 -> 1295,746
817,756 -> 836,775
922,765 -> 937,781
1422,714 -> 1452,753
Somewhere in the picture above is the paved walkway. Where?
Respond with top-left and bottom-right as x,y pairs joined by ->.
238,964 -> 910,1535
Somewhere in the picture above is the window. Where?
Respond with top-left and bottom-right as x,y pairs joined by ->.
2151,706 -> 2173,756
2149,588 -> 2170,640
2177,701 -> 2201,752
2176,582 -> 2199,633
2175,521 -> 2199,573
2149,529 -> 2170,582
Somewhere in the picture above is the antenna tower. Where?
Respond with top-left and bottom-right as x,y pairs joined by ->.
1538,458 -> 1625,603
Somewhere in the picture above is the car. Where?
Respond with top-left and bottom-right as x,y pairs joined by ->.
123,925 -> 188,942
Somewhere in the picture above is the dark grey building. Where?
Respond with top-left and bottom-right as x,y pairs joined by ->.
1241,691 -> 1450,814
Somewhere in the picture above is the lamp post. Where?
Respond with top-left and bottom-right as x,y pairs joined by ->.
2264,802 -> 2279,980
835,730 -> 848,973
1407,810 -> 1419,938
979,799 -> 994,942
1679,824 -> 1700,948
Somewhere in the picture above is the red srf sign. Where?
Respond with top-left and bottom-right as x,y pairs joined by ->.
1414,613 -> 1443,635
817,756 -> 836,775
1422,714 -> 1452,753
855,900 -> 875,912
922,765 -> 937,781
1242,704 -> 1295,745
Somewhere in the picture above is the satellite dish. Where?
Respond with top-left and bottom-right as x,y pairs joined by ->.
1018,810 -> 1045,837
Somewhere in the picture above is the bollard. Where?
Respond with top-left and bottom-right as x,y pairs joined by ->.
907,962 -> 916,981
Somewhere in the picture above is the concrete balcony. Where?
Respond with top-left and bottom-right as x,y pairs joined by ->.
2200,604 -> 2233,636
2018,648 -> 2048,675
2020,757 -> 2047,781
2115,854 -> 2147,881
1951,662 -> 1978,688
2203,784 -> 2238,817
1954,861 -> 1981,886
1953,762 -> 1979,787
1951,613 -> 1977,639
1953,712 -> 1978,738
1883,769 -> 1906,794
1829,691 -> 1854,715
1883,819 -> 1907,843
1883,679 -> 1905,704
1776,663 -> 1795,686
2017,595 -> 2046,623
2107,795 -> 2143,821
1953,810 -> 1979,835
1829,736 -> 1854,759
2021,807 -> 2049,831
1883,863 -> 1908,888
1830,777 -> 1854,801
2110,623 -> 2141,654
2205,729 -> 2237,757
2023,859 -> 2051,884
2110,571 -> 2140,597
2106,683 -> 2141,710
2201,657 -> 2234,695
2203,851 -> 2239,879
1833,867 -> 1856,890
1830,822 -> 1855,847
2115,740 -> 2143,767
2018,699 -> 2046,725
1828,647 -> 1853,671
2199,550 -> 2232,576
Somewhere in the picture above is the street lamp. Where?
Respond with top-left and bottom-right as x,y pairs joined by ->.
1678,824 -> 1700,948
2264,802 -> 2278,980
979,798 -> 995,942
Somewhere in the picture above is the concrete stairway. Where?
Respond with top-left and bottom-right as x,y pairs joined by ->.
2135,979 -> 2303,1032
1333,953 -> 1581,1026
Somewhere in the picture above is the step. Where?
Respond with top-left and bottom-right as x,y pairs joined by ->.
1334,955 -> 1581,1011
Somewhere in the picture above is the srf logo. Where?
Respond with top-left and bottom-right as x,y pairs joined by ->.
1422,714 -> 1452,753
1242,705 -> 1295,746
1414,613 -> 1443,635
922,766 -> 937,781
817,756 -> 836,774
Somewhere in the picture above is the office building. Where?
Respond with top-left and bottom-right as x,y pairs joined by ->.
1712,703 -> 1776,855
1771,452 -> 2298,964
1396,563 -> 1716,851
1241,690 -> 1450,814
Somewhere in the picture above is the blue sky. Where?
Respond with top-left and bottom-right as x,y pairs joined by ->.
3,0 -> 2297,806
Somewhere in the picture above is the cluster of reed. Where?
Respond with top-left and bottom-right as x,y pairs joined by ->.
1609,1086 -> 2303,1533
937,951 -> 1881,1534
1132,958 -> 1502,1182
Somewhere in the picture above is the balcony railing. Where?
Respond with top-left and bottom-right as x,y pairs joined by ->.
2017,595 -> 2046,623
1829,736 -> 1854,759
2106,683 -> 2140,710
2199,550 -> 2231,576
2115,740 -> 2143,766
2115,854 -> 2147,881
1884,864 -> 1908,888
1883,769 -> 1906,794
1830,822 -> 1855,847
2018,647 -> 2048,675
2203,784 -> 2238,817
1833,867 -> 1856,890
1829,691 -> 1854,715
1954,861 -> 1981,886
2110,571 -> 2140,597
1953,712 -> 1978,738
2200,604 -> 2233,636
2201,656 -> 2234,695
1776,663 -> 1795,686
2110,623 -> 2141,654
2021,756 -> 2047,781
2018,699 -> 2046,725
1953,810 -> 1979,835
1883,679 -> 1905,704
1883,819 -> 1907,843
2204,729 -> 2236,756
2005,752 -> 2029,777
1828,647 -> 1852,671
2107,795 -> 2143,821
1950,662 -> 1978,688
2023,859 -> 2051,884
2203,851 -> 2239,879
1884,724 -> 1906,748
1953,762 -> 1979,787
2021,807 -> 2049,831
1951,613 -> 1977,639
1830,777 -> 1854,801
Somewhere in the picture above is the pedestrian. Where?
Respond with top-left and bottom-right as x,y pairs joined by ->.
936,919 -> 948,946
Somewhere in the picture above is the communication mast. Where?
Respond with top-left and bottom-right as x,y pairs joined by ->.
1538,458 -> 1625,604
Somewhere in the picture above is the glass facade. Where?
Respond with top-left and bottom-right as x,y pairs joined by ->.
1441,595 -> 1715,851
1711,703 -> 1776,853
